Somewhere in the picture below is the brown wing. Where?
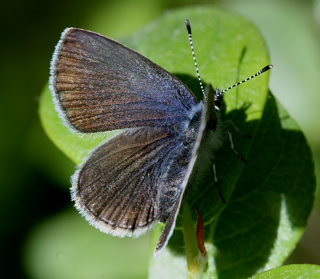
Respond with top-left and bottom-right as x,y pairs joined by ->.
50,28 -> 197,133
72,103 -> 208,253
72,126 -> 182,237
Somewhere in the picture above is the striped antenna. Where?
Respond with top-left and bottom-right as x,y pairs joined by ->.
185,19 -> 206,98
221,65 -> 274,94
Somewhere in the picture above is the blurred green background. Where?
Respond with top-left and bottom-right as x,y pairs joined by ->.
1,0 -> 319,278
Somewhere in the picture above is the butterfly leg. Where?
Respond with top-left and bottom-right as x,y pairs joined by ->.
212,162 -> 227,204
223,120 -> 251,139
226,131 -> 248,163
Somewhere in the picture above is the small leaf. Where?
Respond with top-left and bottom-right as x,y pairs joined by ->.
250,264 -> 320,279
24,210 -> 151,279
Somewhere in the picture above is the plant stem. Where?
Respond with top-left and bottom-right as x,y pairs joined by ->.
182,204 -> 207,279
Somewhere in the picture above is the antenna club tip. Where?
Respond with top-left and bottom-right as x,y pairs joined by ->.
185,19 -> 192,34
261,64 -> 274,73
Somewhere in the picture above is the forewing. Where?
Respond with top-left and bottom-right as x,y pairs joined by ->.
72,126 -> 181,237
50,28 -> 198,132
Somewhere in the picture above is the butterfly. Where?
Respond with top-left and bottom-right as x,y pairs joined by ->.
50,19 -> 272,252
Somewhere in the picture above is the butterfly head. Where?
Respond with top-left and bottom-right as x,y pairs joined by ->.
214,88 -> 223,111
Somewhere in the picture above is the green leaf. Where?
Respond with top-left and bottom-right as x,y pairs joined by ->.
39,6 -> 316,279
250,264 -> 320,279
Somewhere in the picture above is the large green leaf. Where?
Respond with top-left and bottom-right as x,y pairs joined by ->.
39,6 -> 315,279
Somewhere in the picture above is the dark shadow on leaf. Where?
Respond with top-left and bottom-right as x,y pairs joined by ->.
213,92 -> 316,279
167,73 -> 259,254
